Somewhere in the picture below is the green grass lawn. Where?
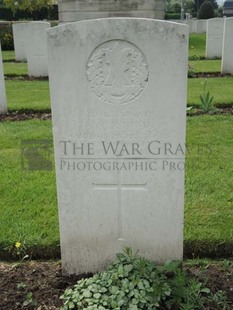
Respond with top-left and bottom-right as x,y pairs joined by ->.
185,115 -> 233,245
0,117 -> 232,258
189,60 -> 221,73
189,33 -> 206,58
5,77 -> 233,111
3,62 -> 28,76
2,50 -> 15,62
188,77 -> 233,106
0,120 -> 58,251
6,80 -> 50,111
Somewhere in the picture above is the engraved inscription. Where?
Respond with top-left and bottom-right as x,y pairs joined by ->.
86,40 -> 149,105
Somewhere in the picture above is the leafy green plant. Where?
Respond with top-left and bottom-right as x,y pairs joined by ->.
199,79 -> 216,113
223,259 -> 233,268
189,55 -> 201,61
6,239 -> 29,260
22,291 -> 37,308
209,290 -> 229,310
60,248 -> 229,310
188,64 -> 195,78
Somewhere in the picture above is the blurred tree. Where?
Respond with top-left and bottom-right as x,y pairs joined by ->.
166,0 -> 218,14
3,0 -> 53,13
194,0 -> 218,12
198,0 -> 215,18
166,0 -> 198,14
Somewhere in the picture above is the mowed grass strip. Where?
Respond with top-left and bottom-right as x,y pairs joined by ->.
5,80 -> 50,111
3,62 -> 28,76
188,77 -> 233,106
185,115 -> 233,245
189,33 -> 206,58
5,77 -> 233,111
0,120 -> 58,249
2,50 -> 15,62
0,117 -> 232,258
189,59 -> 221,73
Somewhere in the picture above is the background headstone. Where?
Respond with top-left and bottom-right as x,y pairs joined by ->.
58,0 -> 164,23
206,18 -> 224,59
47,18 -> 188,275
221,17 -> 233,74
186,19 -> 197,33
168,19 -> 197,34
26,22 -> 51,77
196,19 -> 207,33
12,22 -> 28,61
0,42 -> 7,114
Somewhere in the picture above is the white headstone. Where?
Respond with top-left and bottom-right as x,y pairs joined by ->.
26,22 -> 51,77
206,18 -> 224,59
221,17 -> 233,74
47,18 -> 188,275
196,19 -> 207,33
180,19 -> 197,34
12,22 -> 28,61
188,19 -> 197,33
0,42 -> 7,114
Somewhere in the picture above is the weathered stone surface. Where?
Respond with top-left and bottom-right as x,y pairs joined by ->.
12,22 -> 28,61
221,17 -> 233,74
206,18 -> 224,59
26,22 -> 51,77
47,18 -> 188,275
196,19 -> 207,34
187,19 -> 197,33
168,19 -> 206,34
0,43 -> 7,114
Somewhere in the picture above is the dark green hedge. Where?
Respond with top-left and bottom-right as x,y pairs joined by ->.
165,13 -> 181,19
0,5 -> 58,51
0,22 -> 13,50
0,5 -> 58,21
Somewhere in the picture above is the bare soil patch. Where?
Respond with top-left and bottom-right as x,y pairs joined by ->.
189,73 -> 233,78
0,260 -> 232,309
0,112 -> 51,122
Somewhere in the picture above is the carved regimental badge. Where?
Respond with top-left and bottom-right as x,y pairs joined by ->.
86,40 -> 149,105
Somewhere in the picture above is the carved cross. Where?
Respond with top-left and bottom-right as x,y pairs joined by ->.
93,180 -> 147,240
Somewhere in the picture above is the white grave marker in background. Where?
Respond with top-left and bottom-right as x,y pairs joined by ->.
12,23 -> 28,61
196,19 -> 207,34
221,17 -> 233,74
26,22 -> 51,77
0,42 -> 7,114
47,18 -> 188,275
187,19 -> 197,33
206,18 -> 224,59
